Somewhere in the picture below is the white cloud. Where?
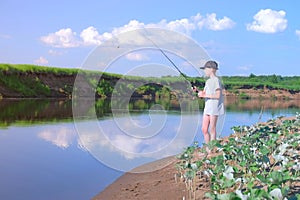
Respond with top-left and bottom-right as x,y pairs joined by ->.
0,34 -> 12,39
125,52 -> 149,61
165,18 -> 196,34
237,65 -> 250,71
80,26 -> 113,46
246,9 -> 287,33
48,49 -> 65,56
34,56 -> 48,65
40,13 -> 235,48
112,20 -> 146,34
296,30 -> 300,40
197,13 -> 236,31
40,28 -> 80,48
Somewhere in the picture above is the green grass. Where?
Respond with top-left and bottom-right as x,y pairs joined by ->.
0,63 -> 79,74
222,75 -> 300,91
0,63 -> 299,98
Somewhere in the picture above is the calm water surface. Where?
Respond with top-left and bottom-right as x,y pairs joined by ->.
0,98 -> 298,200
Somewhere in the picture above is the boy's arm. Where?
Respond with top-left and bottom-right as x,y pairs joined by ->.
198,88 -> 221,99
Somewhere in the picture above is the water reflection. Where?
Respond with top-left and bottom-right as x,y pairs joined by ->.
76,113 -> 200,172
0,97 -> 298,127
225,97 -> 300,112
0,99 -> 73,127
38,126 -> 76,149
0,124 -> 122,200
73,96 -> 202,172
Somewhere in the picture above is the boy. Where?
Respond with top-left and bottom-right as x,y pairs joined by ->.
194,60 -> 224,147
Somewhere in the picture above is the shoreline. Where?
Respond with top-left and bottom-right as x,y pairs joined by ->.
92,156 -> 187,200
1,89 -> 300,100
93,115 -> 299,200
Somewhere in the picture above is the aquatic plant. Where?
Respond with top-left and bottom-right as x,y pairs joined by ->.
176,113 -> 300,200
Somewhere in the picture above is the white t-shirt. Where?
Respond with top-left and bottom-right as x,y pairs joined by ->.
203,76 -> 224,116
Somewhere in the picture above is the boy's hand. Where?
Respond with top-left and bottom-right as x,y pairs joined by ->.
198,90 -> 205,98
191,86 -> 198,93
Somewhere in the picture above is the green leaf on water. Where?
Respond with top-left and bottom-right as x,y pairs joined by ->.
257,174 -> 266,183
269,188 -> 283,200
223,166 -> 234,180
281,186 -> 290,198
250,166 -> 259,173
204,192 -> 216,199
247,180 -> 254,189
269,171 -> 283,186
216,193 -> 231,200
261,155 -> 270,164
278,143 -> 289,155
240,160 -> 247,167
222,177 -> 235,188
260,145 -> 270,155
195,160 -> 202,168
191,163 -> 198,170
235,190 -> 248,200
184,170 -> 195,180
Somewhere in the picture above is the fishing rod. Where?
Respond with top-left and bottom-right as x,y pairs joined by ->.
141,31 -> 198,91
148,38 -> 187,78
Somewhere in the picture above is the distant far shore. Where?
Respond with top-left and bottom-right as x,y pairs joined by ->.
0,63 -> 299,99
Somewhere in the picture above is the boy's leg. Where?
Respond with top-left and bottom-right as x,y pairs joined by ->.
202,114 -> 210,144
209,115 -> 218,141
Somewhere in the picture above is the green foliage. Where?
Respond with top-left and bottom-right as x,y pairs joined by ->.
0,64 -> 299,98
0,63 -> 78,74
0,71 -> 51,96
176,113 -> 300,199
222,74 -> 300,92
96,79 -> 113,97
0,63 -> 79,97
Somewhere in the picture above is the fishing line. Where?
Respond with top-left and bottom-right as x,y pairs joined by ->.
140,29 -> 198,91
140,30 -> 186,77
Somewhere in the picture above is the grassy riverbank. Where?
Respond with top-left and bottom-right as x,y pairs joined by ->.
176,114 -> 300,199
94,115 -> 300,200
0,63 -> 299,99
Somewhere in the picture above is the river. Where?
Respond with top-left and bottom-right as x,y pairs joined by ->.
0,97 -> 298,200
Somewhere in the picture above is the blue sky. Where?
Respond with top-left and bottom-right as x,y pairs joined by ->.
1,0 -> 300,76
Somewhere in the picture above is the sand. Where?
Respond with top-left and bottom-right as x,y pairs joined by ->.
92,156 -> 190,200
92,152 -> 216,200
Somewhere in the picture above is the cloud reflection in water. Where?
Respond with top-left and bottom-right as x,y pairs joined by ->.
76,112 -> 201,172
38,126 -> 76,149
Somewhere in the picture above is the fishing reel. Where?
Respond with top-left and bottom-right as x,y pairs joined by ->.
191,82 -> 199,93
